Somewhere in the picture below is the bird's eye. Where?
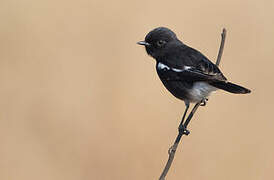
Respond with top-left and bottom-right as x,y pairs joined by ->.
156,40 -> 166,47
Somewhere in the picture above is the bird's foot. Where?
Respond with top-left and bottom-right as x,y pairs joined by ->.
200,98 -> 208,106
178,125 -> 190,135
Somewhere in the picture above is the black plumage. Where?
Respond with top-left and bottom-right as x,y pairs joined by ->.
138,27 -> 251,105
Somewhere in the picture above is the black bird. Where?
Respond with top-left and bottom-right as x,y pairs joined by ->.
137,27 -> 251,132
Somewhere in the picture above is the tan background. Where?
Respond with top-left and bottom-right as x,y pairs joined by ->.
0,0 -> 273,179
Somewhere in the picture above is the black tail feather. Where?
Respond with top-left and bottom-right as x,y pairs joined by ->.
210,81 -> 251,94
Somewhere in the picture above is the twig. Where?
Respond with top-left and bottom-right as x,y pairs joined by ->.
158,28 -> 227,180
216,28 -> 227,66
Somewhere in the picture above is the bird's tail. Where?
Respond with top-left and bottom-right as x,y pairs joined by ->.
210,81 -> 251,94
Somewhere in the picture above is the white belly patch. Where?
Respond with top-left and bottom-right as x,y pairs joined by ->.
189,82 -> 217,102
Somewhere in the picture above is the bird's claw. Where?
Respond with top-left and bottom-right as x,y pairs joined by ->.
178,125 -> 190,135
200,98 -> 208,106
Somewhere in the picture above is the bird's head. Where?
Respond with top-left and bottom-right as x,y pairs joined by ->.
137,27 -> 178,59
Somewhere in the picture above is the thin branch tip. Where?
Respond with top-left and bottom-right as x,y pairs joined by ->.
222,28 -> 227,34
216,28 -> 227,67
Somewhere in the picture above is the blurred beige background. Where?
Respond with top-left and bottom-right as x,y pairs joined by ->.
0,0 -> 273,179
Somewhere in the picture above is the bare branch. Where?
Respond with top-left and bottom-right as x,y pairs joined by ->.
159,102 -> 201,180
158,28 -> 227,180
216,28 -> 227,66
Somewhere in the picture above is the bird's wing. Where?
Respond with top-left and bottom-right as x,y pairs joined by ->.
164,45 -> 227,81
195,60 -> 227,81
157,62 -> 226,82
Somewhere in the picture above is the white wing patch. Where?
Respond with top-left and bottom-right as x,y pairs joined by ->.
172,68 -> 183,72
157,62 -> 192,72
183,66 -> 192,70
157,62 -> 170,70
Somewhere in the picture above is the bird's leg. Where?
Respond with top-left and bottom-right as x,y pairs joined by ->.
181,102 -> 202,133
169,102 -> 201,154
178,102 -> 190,135
200,98 -> 208,106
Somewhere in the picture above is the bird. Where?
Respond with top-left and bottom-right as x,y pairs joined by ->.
137,27 -> 251,134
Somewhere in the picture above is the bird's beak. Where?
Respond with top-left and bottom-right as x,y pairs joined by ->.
137,41 -> 150,46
